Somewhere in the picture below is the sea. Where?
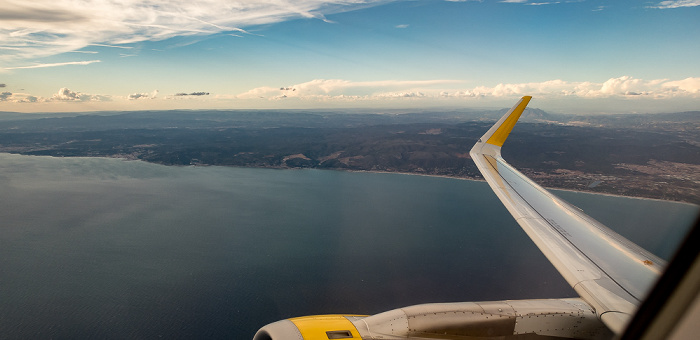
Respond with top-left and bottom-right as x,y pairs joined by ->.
0,153 -> 697,339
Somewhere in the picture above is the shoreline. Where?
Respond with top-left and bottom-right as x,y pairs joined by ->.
1,151 -> 697,207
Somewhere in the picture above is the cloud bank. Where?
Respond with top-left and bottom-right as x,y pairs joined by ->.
3,77 -> 698,114
0,88 -> 110,103
461,76 -> 700,98
238,76 -> 700,102
238,79 -> 460,99
1,0 -> 392,62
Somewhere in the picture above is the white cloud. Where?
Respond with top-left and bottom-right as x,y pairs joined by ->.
51,87 -> 110,101
127,93 -> 146,100
649,0 -> 700,9
4,60 -> 101,70
662,77 -> 700,93
0,0 -> 393,63
128,90 -> 158,100
89,44 -> 133,49
0,91 -> 41,103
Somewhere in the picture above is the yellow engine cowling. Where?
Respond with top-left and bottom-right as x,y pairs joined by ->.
253,315 -> 365,340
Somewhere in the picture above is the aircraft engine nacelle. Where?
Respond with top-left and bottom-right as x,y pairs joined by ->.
253,314 -> 365,340
253,298 -> 613,340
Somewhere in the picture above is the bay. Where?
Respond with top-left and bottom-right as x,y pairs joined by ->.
0,153 -> 697,339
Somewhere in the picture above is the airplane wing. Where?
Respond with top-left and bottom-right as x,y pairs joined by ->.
469,96 -> 665,334
254,96 -> 667,339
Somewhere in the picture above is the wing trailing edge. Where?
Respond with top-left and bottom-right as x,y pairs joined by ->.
470,96 -> 665,335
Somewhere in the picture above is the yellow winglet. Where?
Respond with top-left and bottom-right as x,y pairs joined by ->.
485,96 -> 531,147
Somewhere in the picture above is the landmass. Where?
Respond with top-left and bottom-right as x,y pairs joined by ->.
0,108 -> 697,205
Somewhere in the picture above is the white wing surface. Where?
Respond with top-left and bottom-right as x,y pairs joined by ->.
469,96 -> 665,334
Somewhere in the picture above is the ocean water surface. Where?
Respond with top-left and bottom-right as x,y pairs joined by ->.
0,153 -> 697,339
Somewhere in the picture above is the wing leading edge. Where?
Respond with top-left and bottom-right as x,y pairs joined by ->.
469,96 -> 665,334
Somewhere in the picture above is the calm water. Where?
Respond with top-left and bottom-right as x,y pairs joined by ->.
0,153 -> 697,339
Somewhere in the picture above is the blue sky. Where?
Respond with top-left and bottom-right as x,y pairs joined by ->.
1,0 -> 699,113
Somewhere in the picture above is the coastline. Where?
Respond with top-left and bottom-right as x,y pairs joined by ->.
1,151 -> 697,207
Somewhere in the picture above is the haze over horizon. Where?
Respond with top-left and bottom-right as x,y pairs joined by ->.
1,0 -> 699,114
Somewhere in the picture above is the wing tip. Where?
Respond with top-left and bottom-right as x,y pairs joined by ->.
484,96 -> 532,148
